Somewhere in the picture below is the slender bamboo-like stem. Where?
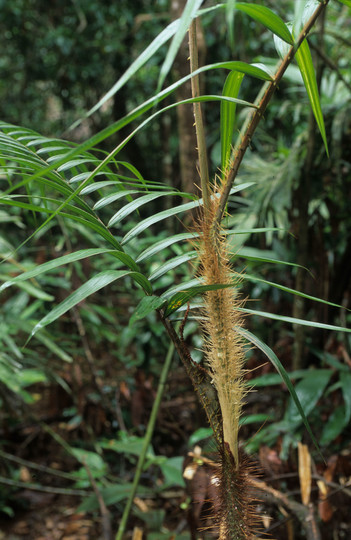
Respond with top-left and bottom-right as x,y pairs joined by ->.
115,331 -> 177,540
215,0 -> 330,225
189,19 -> 211,215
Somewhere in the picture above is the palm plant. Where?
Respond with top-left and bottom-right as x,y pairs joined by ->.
1,1 -> 350,538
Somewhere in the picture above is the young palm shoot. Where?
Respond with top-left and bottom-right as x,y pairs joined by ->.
186,1 -> 330,536
189,18 -> 255,539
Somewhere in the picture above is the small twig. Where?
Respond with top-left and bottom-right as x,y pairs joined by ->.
323,29 -> 351,50
41,421 -> 75,456
309,41 -> 351,93
0,475 -> 91,497
83,459 -> 112,540
312,474 -> 351,498
0,449 -> 77,481
18,426 -> 41,451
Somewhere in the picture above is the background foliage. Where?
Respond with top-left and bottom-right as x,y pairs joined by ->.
0,1 -> 351,539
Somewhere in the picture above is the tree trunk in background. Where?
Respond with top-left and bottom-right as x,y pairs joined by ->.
292,11 -> 326,370
170,0 -> 206,196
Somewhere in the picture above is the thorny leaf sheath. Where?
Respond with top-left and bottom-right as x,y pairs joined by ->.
198,183 -> 246,470
195,181 -> 257,539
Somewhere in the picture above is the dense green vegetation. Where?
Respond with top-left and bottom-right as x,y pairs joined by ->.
0,1 -> 351,539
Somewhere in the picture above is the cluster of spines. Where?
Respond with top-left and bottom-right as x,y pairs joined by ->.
199,185 -> 246,469
195,183 -> 258,538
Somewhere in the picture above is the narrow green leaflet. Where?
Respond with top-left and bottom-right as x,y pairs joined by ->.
149,252 -> 197,281
80,181 -> 120,194
248,371 -> 307,388
117,161 -> 147,186
228,227 -> 286,235
70,18 -> 181,129
197,3 -> 293,43
108,191 -> 185,228
239,307 -> 351,333
295,38 -> 329,155
2,333 -> 23,361
164,283 -> 233,317
293,0 -> 306,36
93,190 -> 140,210
235,3 -> 293,44
243,274 -> 345,310
274,21 -> 328,156
6,319 -> 73,363
236,326 -> 323,459
136,228 -> 283,263
30,270 -> 152,338
161,278 -> 199,301
56,158 -> 98,172
107,94 -> 257,184
16,369 -> 47,386
226,0 -> 237,50
56,215 -> 122,251
165,94 -> 258,106
69,172 -> 100,185
221,71 -> 245,171
122,201 -> 199,244
235,247 -> 307,270
136,232 -> 196,263
122,183 -> 254,244
158,0 -> 204,91
0,195 -> 92,222
337,0 -> 351,7
212,61 -> 273,81
0,249 -> 138,293
35,330 -> 73,363
4,280 -> 54,302
129,296 -> 166,326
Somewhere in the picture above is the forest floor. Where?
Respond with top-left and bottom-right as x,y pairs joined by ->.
1,350 -> 351,540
